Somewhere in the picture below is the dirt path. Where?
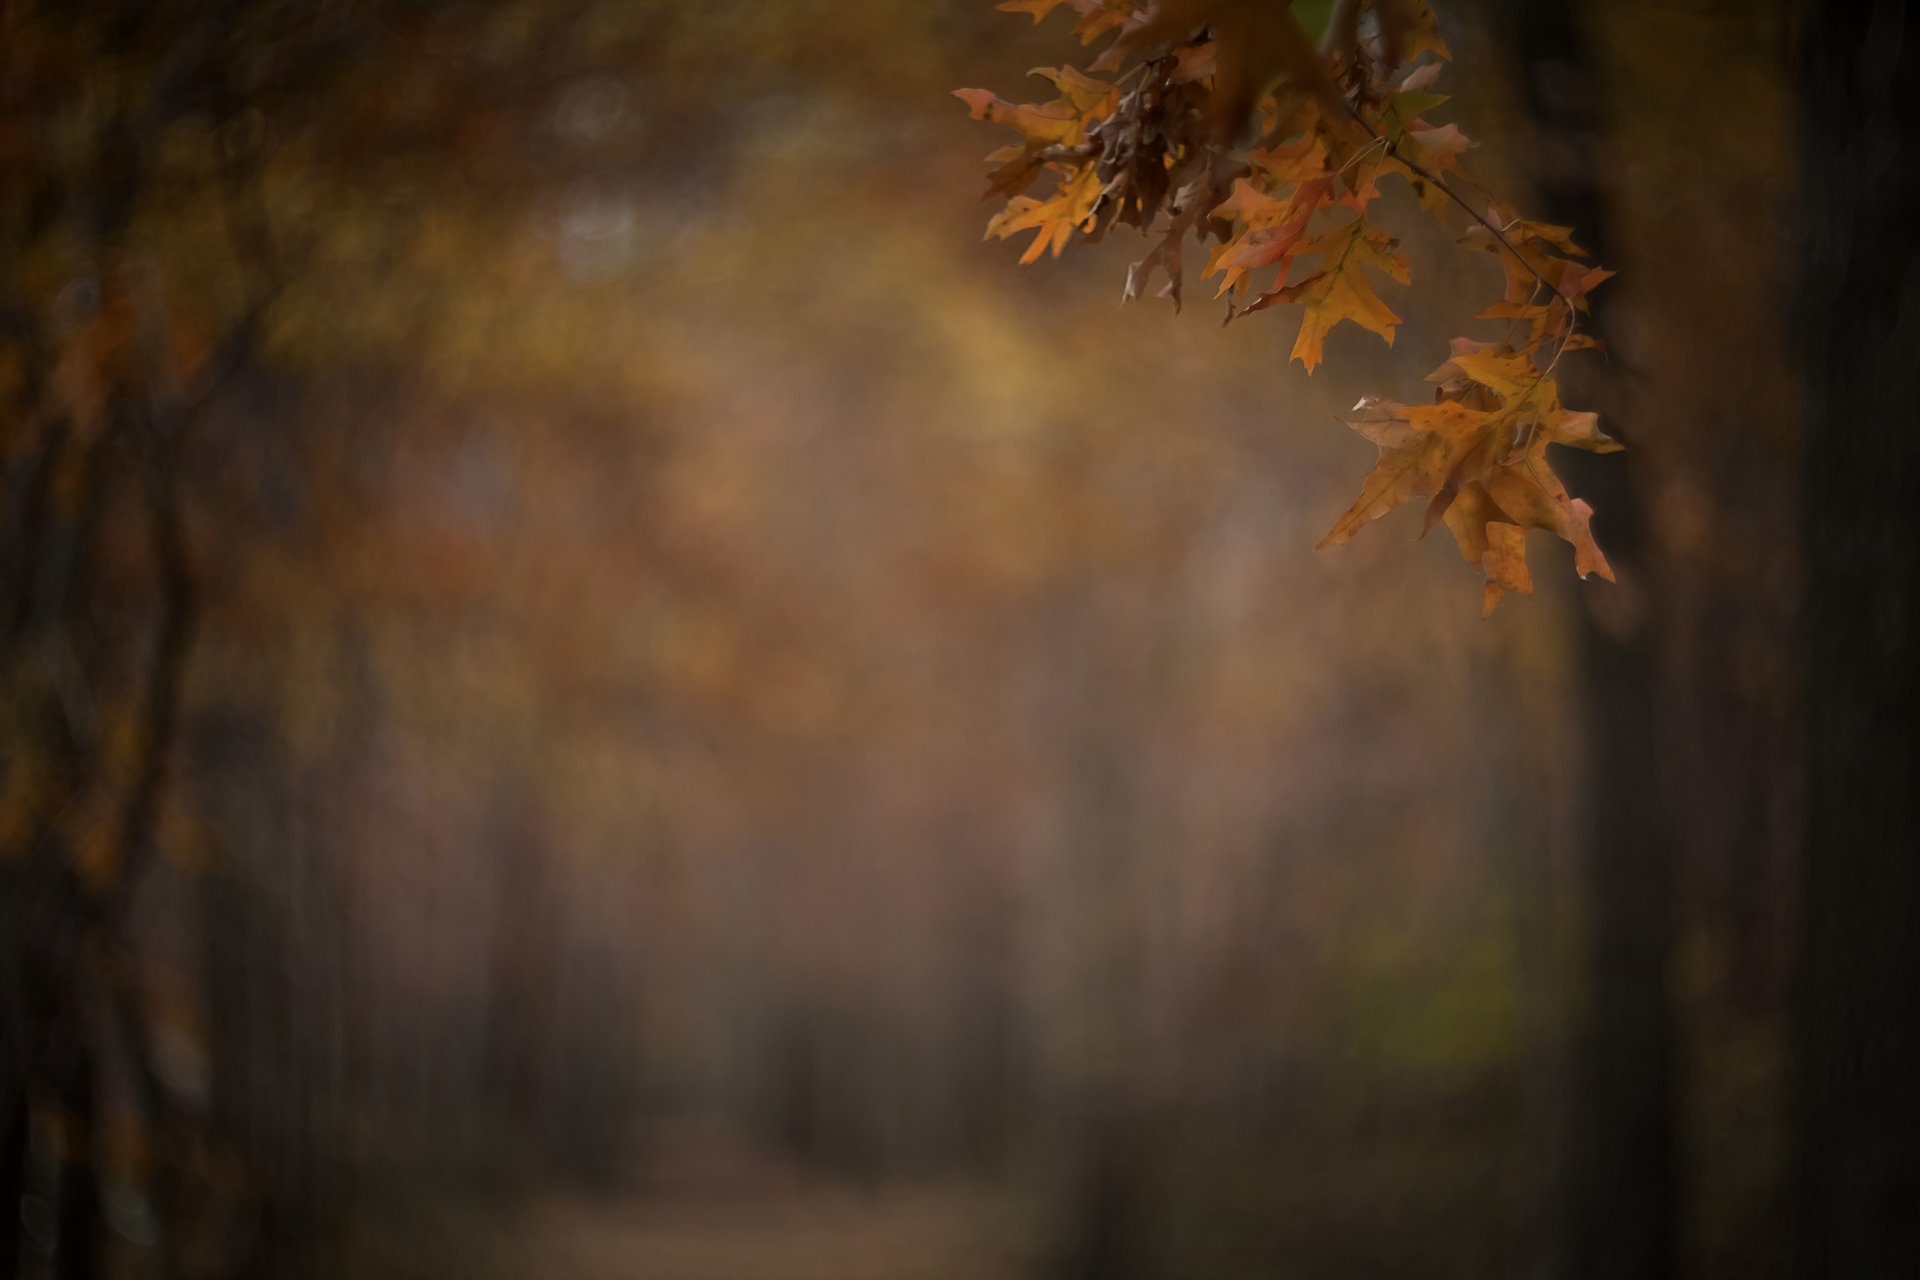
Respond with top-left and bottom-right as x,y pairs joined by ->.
482,1125 -> 1040,1280
489,1184 -> 1034,1280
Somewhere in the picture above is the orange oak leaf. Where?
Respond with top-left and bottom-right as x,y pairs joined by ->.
1246,220 -> 1408,370
998,0 -> 1141,44
1398,120 -> 1468,177
1028,64 -> 1121,114
961,0 -> 1618,609
1320,368 -> 1618,608
1479,447 -> 1613,586
1442,481 -> 1534,615
953,88 -> 1085,148
1251,126 -> 1333,185
985,165 -> 1105,262
1317,395 -> 1500,547
998,0 -> 1072,18
1463,214 -> 1590,307
1204,175 -> 1329,294
1428,337 -> 1538,399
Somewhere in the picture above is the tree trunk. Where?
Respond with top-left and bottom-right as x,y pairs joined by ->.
1792,4 -> 1920,1276
1497,4 -> 1676,1277
0,1089 -> 25,1280
51,1027 -> 99,1280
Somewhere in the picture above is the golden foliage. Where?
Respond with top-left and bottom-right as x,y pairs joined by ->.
959,0 -> 1618,610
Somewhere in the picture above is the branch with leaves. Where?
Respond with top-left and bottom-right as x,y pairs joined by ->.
958,0 -> 1618,613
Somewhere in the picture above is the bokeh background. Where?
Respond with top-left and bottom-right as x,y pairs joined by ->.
1,2 -> 1831,1279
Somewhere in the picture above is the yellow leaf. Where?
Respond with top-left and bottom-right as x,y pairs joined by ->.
1441,481 -> 1534,615
986,165 -> 1104,262
953,89 -> 1084,148
1264,221 -> 1408,371
1428,338 -> 1538,399
1317,396 -> 1500,547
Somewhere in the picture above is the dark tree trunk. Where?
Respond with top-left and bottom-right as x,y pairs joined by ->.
1792,4 -> 1920,1276
51,1031 -> 99,1280
0,1090 -> 25,1280
1497,4 -> 1676,1278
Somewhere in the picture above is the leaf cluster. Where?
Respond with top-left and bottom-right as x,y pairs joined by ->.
957,0 -> 1617,611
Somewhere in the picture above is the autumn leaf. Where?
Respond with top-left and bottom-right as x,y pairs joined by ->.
1320,0 -> 1451,69
1000,0 -> 1141,43
1464,213 -> 1589,306
953,88 -> 1085,148
1242,219 -> 1409,370
1029,63 -> 1122,114
1384,78 -> 1448,125
998,0 -> 1073,20
1478,444 -> 1612,585
1253,85 -> 1370,157
1170,39 -> 1218,83
1251,122 -> 1333,185
1454,449 -> 1614,607
1316,395 -> 1500,547
1428,337 -> 1537,399
1124,233 -> 1182,307
1526,373 -> 1621,453
1392,0 -> 1451,64
1320,362 -> 1617,608
1204,175 -> 1328,294
1442,481 -> 1534,615
961,0 -> 1621,608
1398,120 -> 1468,177
986,164 -> 1105,261
1122,0 -> 1337,138
1421,342 -> 1619,596
1124,169 -> 1219,310
1079,59 -> 1208,238
1208,208 -> 1313,283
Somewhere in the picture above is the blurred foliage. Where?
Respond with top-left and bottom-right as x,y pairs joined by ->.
0,1 -> 1798,1278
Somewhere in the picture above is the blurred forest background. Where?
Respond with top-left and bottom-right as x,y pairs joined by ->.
3,2 -> 1909,1279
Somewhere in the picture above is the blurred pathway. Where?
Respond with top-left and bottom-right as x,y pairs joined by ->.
486,1125 -> 1036,1280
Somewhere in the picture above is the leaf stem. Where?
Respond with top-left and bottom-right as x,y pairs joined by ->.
1340,100 -> 1562,300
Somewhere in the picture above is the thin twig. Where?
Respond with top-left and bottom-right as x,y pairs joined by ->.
1340,100 -> 1563,300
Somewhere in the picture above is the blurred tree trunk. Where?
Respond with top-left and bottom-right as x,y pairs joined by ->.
1040,575 -> 1154,1280
51,1021 -> 99,1280
0,1101 -> 23,1278
482,786 -> 558,1130
1496,4 -> 1676,1278
1792,5 -> 1920,1276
